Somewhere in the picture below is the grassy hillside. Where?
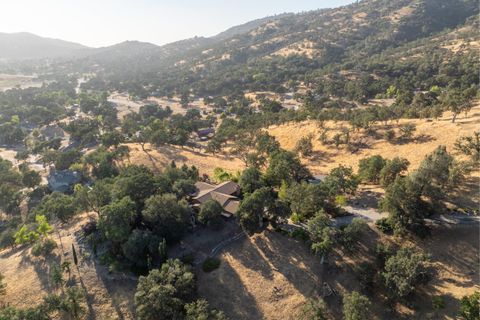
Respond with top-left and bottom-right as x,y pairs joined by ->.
68,0 -> 478,98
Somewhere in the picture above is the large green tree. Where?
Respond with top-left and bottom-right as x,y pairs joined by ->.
134,259 -> 195,320
142,193 -> 191,242
98,197 -> 136,245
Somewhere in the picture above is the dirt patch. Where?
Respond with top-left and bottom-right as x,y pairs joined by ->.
0,213 -> 136,319
268,104 -> 480,175
197,230 -> 325,320
0,74 -> 42,92
124,143 -> 245,175
198,224 -> 479,319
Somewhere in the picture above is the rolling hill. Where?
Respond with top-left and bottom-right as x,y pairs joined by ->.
0,32 -> 90,60
56,0 -> 478,98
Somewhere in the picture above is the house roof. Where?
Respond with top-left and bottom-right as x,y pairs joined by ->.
197,128 -> 215,136
193,180 -> 241,215
47,170 -> 81,193
223,199 -> 240,216
193,181 -> 239,203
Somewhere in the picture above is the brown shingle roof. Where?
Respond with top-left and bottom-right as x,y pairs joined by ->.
192,181 -> 241,216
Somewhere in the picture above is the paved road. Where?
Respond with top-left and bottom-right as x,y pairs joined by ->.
333,205 -> 388,227
333,205 -> 480,227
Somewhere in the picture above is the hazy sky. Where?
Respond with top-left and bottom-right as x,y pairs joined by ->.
0,0 -> 354,47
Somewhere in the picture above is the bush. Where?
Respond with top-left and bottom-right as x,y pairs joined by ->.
340,218 -> 368,250
459,291 -> 480,320
296,298 -> 329,320
358,155 -> 386,184
335,195 -> 347,206
202,257 -> 221,273
356,262 -> 375,294
382,246 -> 430,298
375,242 -> 393,268
290,228 -> 310,242
343,291 -> 371,320
375,218 -> 393,234
384,129 -> 396,142
31,238 -> 57,257
432,295 -> 446,310
180,253 -> 196,265
0,228 -> 16,249
291,212 -> 301,224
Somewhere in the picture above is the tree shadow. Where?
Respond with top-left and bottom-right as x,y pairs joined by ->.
197,253 -> 263,320
250,230 -> 322,297
414,134 -> 435,144
19,251 -> 61,292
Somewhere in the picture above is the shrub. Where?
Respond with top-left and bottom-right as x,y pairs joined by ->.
375,218 -> 394,234
295,135 -> 314,158
384,129 -> 396,142
432,295 -> 446,310
382,246 -> 430,298
296,298 -> 328,320
180,253 -> 196,265
31,238 -> 57,257
399,123 -> 416,141
0,228 -> 16,249
358,155 -> 386,184
375,242 -> 393,268
356,262 -> 375,294
335,195 -> 347,206
291,228 -> 310,242
340,218 -> 368,250
459,291 -> 480,320
202,257 -> 221,273
343,291 -> 371,320
291,212 -> 301,224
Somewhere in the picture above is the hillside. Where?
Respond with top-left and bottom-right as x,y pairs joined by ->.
0,32 -> 89,60
0,0 -> 479,319
61,0 -> 478,98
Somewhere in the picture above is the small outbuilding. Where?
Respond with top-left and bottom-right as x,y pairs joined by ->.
47,170 -> 81,193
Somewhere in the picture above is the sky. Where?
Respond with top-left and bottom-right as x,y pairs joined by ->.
0,0 -> 354,48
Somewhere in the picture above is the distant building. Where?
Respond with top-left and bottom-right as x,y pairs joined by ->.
47,170 -> 81,193
192,181 -> 241,217
41,125 -> 65,139
308,174 -> 327,184
196,128 -> 215,139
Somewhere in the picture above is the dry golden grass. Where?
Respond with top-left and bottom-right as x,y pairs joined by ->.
271,40 -> 317,58
268,104 -> 480,175
199,224 -> 479,320
124,143 -> 245,175
0,74 -> 41,91
0,213 -> 136,319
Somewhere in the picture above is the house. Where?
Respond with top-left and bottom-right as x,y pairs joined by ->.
196,128 -> 215,139
41,124 -> 65,139
192,181 -> 241,218
47,170 -> 81,193
308,174 -> 327,184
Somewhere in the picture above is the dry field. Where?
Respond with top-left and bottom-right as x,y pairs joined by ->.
199,224 -> 479,320
268,104 -> 480,175
1,216 -> 477,319
0,74 -> 42,91
0,213 -> 136,319
124,143 -> 245,175
109,92 -> 215,118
